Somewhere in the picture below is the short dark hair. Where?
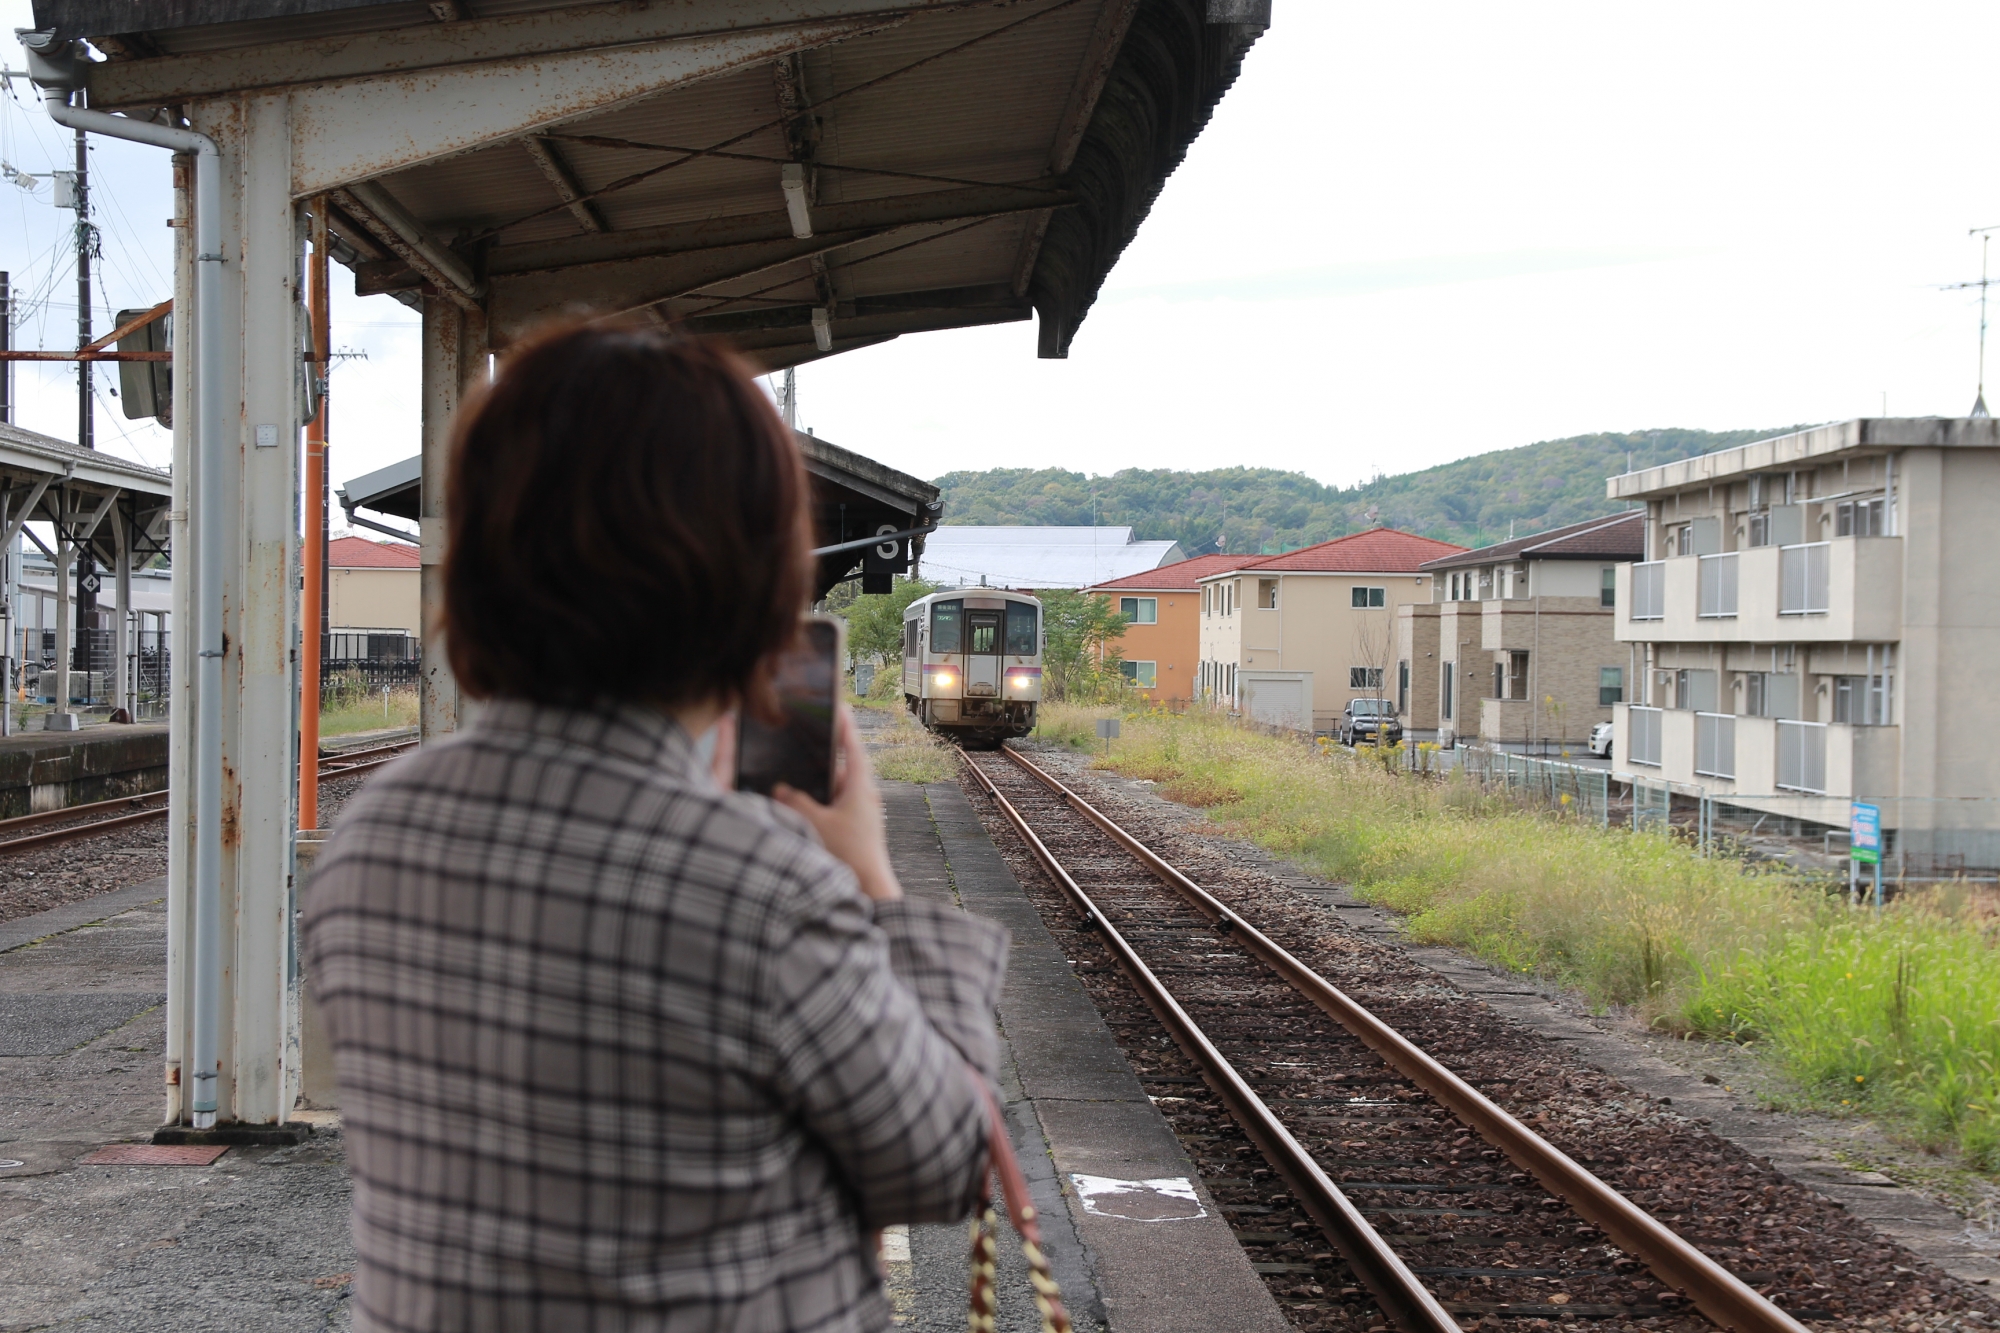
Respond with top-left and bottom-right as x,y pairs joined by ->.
444,324 -> 811,710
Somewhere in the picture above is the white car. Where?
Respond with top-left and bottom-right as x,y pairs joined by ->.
1588,721 -> 1613,759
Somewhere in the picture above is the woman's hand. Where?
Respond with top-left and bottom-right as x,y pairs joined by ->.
773,706 -> 902,903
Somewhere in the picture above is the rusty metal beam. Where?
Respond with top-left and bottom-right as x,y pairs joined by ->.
83,0 -> 954,109
334,182 -> 483,310
284,19 -> 893,198
520,137 -> 606,234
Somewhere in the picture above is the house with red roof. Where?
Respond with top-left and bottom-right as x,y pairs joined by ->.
328,534 -> 421,650
1083,554 -> 1267,704
1196,529 -> 1467,732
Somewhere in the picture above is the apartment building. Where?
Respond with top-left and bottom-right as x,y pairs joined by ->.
1402,513 -> 1643,745
1609,417 -> 2000,868
1085,555 -> 1263,704
1198,528 -> 1465,732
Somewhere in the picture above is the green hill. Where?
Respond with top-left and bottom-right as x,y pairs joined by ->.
934,426 -> 1804,554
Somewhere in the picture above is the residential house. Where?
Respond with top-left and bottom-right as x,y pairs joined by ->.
919,525 -> 1184,590
1609,417 -> 2000,869
1085,554 -> 1266,704
1407,513 -> 1644,746
1198,529 -> 1466,732
328,535 -> 421,651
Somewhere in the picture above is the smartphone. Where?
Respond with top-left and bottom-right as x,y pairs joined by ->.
736,614 -> 843,805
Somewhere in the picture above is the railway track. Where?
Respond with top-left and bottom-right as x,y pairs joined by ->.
0,740 -> 416,855
963,744 -> 1810,1333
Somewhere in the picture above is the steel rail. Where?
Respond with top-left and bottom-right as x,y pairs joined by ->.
996,744 -> 1808,1333
960,752 -> 1461,1333
0,748 -> 413,855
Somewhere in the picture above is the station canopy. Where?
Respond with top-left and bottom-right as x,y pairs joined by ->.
42,0 -> 1270,367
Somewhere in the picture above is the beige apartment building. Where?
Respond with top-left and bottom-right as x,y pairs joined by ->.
1609,417 -> 2000,869
1197,529 -> 1465,732
327,535 -> 421,641
1401,513 -> 1643,746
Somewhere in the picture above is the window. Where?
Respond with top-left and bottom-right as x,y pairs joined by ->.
1120,660 -> 1158,690
1509,651 -> 1529,700
930,599 -> 963,653
1837,499 -> 1885,537
1601,566 -> 1617,607
1441,662 -> 1454,720
1599,667 -> 1623,706
1227,664 -> 1235,697
1005,602 -> 1038,655
1398,660 -> 1410,713
903,616 -> 919,660
1833,674 -> 1893,725
1350,586 -> 1386,608
1350,666 -> 1384,689
967,610 -> 1001,654
1673,668 -> 1717,713
1202,586 -> 1211,615
1258,578 -> 1279,609
1118,596 -> 1157,625
1630,562 -> 1665,620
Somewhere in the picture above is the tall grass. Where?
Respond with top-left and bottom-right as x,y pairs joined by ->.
321,678 -> 419,737
1046,703 -> 2000,1166
868,709 -> 958,785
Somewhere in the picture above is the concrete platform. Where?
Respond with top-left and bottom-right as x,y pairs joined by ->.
883,779 -> 1290,1333
0,724 -> 167,818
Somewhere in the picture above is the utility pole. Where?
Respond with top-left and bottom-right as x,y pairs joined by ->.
0,270 -> 11,424
779,366 -> 797,429
72,129 -> 92,449
1944,225 -> 2000,419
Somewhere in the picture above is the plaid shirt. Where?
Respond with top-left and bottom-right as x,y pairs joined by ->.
302,700 -> 1009,1332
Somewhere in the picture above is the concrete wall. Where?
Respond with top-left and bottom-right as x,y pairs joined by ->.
1395,602 -> 1441,729
329,566 -> 421,638
0,725 -> 169,818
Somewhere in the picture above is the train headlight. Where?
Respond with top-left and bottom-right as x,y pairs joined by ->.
1009,676 -> 1030,690
935,672 -> 954,688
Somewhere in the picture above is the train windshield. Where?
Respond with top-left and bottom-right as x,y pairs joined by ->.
931,600 -> 964,653
1005,602 -> 1038,655
968,610 -> 1002,654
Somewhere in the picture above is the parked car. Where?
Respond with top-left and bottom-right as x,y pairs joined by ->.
1588,720 -> 1613,758
1338,698 -> 1403,748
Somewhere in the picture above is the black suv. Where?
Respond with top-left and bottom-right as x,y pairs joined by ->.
1337,698 -> 1403,748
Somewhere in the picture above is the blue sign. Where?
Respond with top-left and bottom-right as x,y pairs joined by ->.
1850,802 -> 1882,866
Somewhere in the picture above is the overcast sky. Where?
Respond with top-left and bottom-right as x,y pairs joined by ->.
4,2 -> 1999,500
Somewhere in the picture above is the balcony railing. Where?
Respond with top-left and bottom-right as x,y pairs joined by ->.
1629,705 -> 1662,766
1694,711 -> 1735,778
1630,562 -> 1665,620
1778,542 -> 1830,615
1697,552 -> 1737,617
1776,719 -> 1828,792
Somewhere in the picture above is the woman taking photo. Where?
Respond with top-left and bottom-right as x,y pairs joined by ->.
302,325 -> 1009,1331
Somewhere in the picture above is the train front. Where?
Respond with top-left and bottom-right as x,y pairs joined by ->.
907,593 -> 1041,746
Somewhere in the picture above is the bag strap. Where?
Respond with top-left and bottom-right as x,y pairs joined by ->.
968,1076 -> 1072,1333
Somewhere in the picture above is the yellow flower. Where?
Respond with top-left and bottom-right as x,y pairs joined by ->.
1854,1075 -> 1865,1084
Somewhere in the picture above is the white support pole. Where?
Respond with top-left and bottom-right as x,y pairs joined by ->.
53,524 -> 70,720
419,301 -> 483,740
164,149 -> 195,1124
222,91 -> 305,1124
114,512 -> 131,717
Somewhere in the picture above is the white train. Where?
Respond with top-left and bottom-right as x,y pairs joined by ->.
901,589 -> 1043,746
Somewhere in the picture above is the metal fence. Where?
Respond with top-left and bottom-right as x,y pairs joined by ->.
1458,747 -> 1614,825
323,658 -> 421,699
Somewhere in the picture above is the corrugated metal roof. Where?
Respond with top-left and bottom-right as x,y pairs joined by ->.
922,525 -> 1183,590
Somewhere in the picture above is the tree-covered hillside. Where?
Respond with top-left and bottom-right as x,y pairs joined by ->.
934,426 -> 1803,554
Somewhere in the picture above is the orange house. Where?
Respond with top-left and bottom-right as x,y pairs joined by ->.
1086,555 -> 1265,704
